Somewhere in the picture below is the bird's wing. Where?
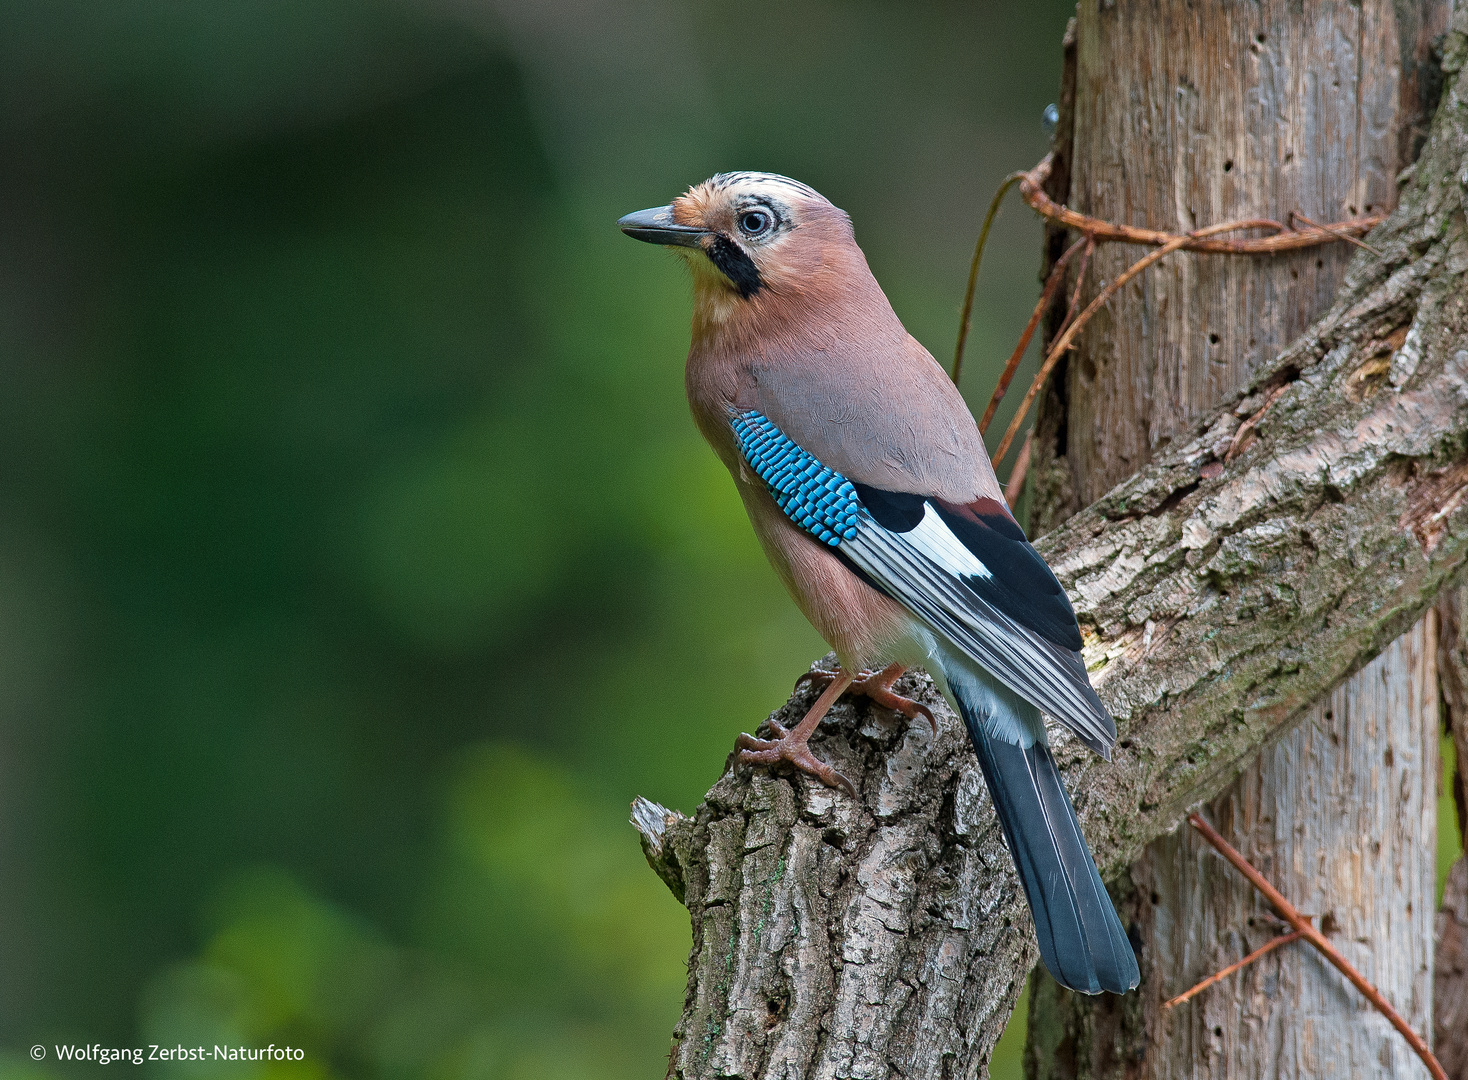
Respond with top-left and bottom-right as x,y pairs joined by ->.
732,409 -> 1114,757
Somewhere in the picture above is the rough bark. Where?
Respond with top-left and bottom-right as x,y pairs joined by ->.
635,7 -> 1468,1077
1022,2 -> 1448,1077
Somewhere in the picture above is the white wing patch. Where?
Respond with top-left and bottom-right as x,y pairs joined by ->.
906,504 -> 992,580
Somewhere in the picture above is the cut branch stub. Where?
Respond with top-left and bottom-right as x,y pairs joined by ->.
632,796 -> 688,904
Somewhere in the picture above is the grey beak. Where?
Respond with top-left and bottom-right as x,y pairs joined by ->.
618,205 -> 708,248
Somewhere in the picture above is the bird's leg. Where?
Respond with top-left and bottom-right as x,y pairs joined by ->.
736,669 -> 856,796
795,662 -> 937,734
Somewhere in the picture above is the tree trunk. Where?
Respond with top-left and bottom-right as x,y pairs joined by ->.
637,6 -> 1468,1077
1024,2 -> 1450,1078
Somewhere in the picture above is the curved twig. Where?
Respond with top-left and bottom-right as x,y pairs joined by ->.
1289,210 -> 1386,258
1003,432 -> 1032,510
992,228 -> 1189,465
988,199 -> 1364,469
978,235 -> 1087,434
1161,929 -> 1304,1010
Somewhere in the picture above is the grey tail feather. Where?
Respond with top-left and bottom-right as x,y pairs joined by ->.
955,697 -> 1140,995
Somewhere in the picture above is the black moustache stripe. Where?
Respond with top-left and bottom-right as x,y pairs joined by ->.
706,235 -> 763,298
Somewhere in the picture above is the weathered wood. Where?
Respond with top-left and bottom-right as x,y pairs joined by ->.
1024,2 -> 1449,1077
1057,0 -> 1445,506
638,7 -> 1468,1077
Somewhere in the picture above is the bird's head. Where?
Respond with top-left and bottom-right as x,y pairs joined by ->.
619,172 -> 858,328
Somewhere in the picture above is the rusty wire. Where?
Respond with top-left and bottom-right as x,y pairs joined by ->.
955,153 -> 1387,472
1188,814 -> 1447,1080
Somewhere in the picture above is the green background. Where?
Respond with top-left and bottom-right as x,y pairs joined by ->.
0,3 -> 1458,1079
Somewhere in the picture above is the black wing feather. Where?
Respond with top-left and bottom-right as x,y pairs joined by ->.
932,498 -> 1082,651
850,482 -> 927,532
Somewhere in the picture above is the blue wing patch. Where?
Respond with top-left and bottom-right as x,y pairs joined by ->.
731,411 -> 861,547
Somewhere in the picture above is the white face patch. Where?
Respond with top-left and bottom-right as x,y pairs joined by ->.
707,175 -> 808,245
907,504 -> 992,580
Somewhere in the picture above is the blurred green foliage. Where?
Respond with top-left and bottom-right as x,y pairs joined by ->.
0,2 -> 1073,1077
1443,733 -> 1464,908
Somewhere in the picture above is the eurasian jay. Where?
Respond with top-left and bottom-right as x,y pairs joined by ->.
619,173 -> 1139,996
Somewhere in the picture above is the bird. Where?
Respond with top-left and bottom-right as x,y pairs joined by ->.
618,172 -> 1139,996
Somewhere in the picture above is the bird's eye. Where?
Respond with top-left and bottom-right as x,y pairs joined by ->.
738,209 -> 773,237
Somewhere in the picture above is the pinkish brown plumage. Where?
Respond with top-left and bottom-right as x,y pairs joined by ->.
620,173 -> 1138,995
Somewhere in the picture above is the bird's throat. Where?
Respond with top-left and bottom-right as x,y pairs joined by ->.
685,254 -> 744,332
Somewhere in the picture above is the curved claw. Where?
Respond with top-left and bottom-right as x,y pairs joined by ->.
791,669 -> 824,692
792,665 -> 938,736
841,664 -> 941,736
862,685 -> 939,735
734,719 -> 788,753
